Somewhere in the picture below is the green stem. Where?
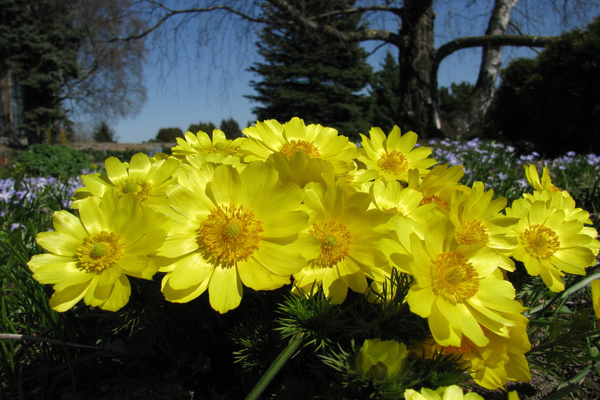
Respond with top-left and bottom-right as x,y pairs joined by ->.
525,269 -> 600,317
245,333 -> 304,400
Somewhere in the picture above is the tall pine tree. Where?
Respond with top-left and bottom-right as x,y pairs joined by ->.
369,51 -> 400,133
246,0 -> 372,140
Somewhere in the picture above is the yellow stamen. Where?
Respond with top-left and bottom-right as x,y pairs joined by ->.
309,220 -> 352,268
521,224 -> 560,259
431,251 -> 479,304
456,219 -> 489,246
76,231 -> 124,272
378,150 -> 408,175
279,140 -> 321,158
115,179 -> 152,201
198,204 -> 263,267
420,195 -> 450,211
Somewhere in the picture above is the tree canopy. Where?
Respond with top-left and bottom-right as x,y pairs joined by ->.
487,16 -> 600,156
0,0 -> 147,145
0,0 -> 80,145
114,0 -> 599,139
246,0 -> 372,139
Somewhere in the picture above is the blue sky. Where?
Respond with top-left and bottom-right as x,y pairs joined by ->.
109,2 -> 584,143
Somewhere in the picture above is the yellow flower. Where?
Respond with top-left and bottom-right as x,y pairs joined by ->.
408,164 -> 470,212
28,193 -> 168,312
524,164 -> 561,193
367,179 -> 436,225
170,129 -> 243,159
358,126 -> 436,183
240,117 -> 358,175
450,182 -> 518,271
159,162 -> 316,313
404,216 -> 525,347
404,385 -> 484,400
355,338 -> 408,380
505,193 -> 599,292
269,151 -> 335,188
417,312 -> 531,390
72,153 -> 180,209
293,181 -> 390,304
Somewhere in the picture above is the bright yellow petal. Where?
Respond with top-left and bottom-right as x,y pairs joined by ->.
208,266 -> 243,313
98,275 -> 131,311
49,282 -> 89,312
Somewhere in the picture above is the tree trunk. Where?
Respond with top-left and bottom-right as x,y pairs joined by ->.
398,0 -> 436,137
442,0 -> 519,137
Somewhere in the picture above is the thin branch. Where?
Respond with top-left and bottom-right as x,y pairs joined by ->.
110,3 -> 265,42
434,34 -> 555,66
265,0 -> 401,45
311,4 -> 404,20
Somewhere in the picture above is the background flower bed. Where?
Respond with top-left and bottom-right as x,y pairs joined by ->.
0,137 -> 599,399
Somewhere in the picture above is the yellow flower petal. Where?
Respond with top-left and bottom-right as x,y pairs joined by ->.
209,266 -> 243,313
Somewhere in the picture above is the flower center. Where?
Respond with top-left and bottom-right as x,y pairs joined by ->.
455,219 -> 489,246
520,224 -> 560,259
115,179 -> 152,201
198,204 -> 263,267
383,207 -> 402,216
76,231 -> 124,272
443,336 -> 476,355
279,140 -> 321,158
309,220 -> 352,268
420,195 -> 450,211
431,251 -> 479,304
377,150 -> 408,175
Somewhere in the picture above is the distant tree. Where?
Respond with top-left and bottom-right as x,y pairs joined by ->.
246,0 -> 372,140
0,0 -> 147,146
187,121 -> 217,134
68,0 -> 147,121
369,51 -> 400,133
438,82 -> 481,137
438,82 -> 475,114
488,16 -> 600,156
0,0 -> 80,145
155,127 -> 183,142
219,118 -> 243,139
92,121 -> 117,142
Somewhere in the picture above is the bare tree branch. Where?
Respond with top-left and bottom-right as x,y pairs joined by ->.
433,34 -> 554,67
110,2 -> 266,42
265,0 -> 402,44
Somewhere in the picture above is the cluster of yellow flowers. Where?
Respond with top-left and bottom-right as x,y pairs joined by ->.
28,117 -> 599,391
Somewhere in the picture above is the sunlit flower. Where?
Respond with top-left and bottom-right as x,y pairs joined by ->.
408,164 -> 469,212
403,216 -> 524,347
417,312 -> 531,390
524,164 -> 561,193
355,338 -> 408,380
240,117 -> 358,175
28,193 -> 168,312
367,179 -> 435,225
72,153 -> 180,209
293,181 -> 390,304
505,193 -> 600,292
159,162 -> 316,313
450,182 -> 517,271
358,126 -> 436,183
170,128 -> 244,159
404,385 -> 484,400
269,151 -> 335,188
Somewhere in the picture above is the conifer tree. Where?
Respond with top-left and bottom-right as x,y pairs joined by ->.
369,51 -> 400,133
246,0 -> 372,140
0,0 -> 81,145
